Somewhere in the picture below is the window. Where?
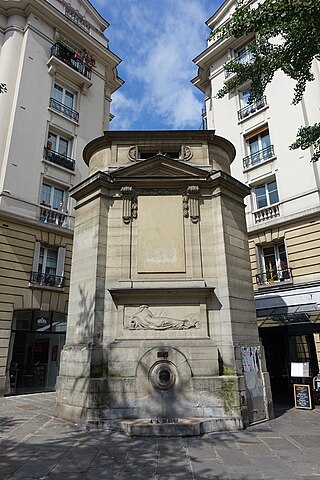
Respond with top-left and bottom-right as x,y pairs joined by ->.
40,183 -> 67,211
50,84 -> 79,121
243,128 -> 274,168
47,133 -> 70,158
262,243 -> 288,274
238,90 -> 267,121
236,45 -> 253,64
39,183 -> 68,226
139,150 -> 180,159
289,336 -> 316,363
6,309 -> 67,395
254,179 -> 279,210
53,84 -> 75,110
256,241 -> 291,285
30,242 -> 65,288
44,132 -> 75,171
240,89 -> 251,108
248,129 -> 270,158
225,46 -> 253,78
39,247 -> 58,276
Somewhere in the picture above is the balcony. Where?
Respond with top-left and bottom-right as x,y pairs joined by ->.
50,42 -> 92,80
43,147 -> 75,171
208,28 -> 228,47
254,204 -> 280,223
65,5 -> 90,33
256,268 -> 292,286
39,205 -> 68,227
30,271 -> 64,288
49,97 -> 79,122
225,49 -> 254,78
243,144 -> 275,170
238,96 -> 267,121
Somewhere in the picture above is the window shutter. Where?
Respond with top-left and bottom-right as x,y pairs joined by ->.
56,247 -> 65,278
32,241 -> 41,272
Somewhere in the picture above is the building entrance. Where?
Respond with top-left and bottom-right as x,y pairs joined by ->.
260,325 -> 320,404
5,310 -> 66,395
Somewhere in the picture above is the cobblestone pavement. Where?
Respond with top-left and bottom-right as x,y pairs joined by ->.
1,393 -> 320,479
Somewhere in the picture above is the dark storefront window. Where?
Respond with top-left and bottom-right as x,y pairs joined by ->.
6,310 -> 67,395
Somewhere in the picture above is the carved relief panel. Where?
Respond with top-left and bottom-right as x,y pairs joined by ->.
114,303 -> 209,339
129,305 -> 199,330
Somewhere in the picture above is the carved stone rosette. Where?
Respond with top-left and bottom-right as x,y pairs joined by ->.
120,186 -> 137,224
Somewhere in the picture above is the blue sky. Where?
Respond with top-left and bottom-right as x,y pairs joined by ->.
90,0 -> 223,130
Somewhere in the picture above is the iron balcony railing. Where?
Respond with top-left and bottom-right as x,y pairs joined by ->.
256,268 -> 292,286
50,42 -> 92,80
44,147 -> 75,171
225,49 -> 254,78
49,97 -> 79,122
236,49 -> 254,64
30,271 -> 64,288
243,144 -> 275,169
238,96 -> 267,121
39,205 -> 68,227
208,29 -> 228,47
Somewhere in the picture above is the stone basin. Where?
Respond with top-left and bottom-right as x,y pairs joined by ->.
120,416 -> 244,437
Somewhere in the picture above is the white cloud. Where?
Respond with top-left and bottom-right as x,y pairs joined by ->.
109,90 -> 143,130
92,0 -> 216,129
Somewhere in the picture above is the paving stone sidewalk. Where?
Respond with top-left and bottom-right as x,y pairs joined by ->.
1,393 -> 320,479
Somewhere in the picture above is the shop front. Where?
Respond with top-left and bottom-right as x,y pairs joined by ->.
257,304 -> 320,404
5,310 -> 67,395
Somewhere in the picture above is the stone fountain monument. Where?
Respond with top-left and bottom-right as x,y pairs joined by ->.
55,130 -> 273,435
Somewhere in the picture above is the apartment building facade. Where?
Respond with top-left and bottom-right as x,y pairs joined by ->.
193,0 -> 320,401
0,0 -> 122,396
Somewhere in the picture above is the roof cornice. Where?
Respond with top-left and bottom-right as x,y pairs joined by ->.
83,130 -> 235,167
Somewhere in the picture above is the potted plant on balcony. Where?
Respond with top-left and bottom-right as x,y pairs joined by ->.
280,261 -> 289,281
83,50 -> 96,67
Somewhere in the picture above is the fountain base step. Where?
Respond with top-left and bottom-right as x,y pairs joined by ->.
120,416 -> 244,437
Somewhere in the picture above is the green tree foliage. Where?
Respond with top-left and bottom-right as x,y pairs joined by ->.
0,83 -> 7,94
216,0 -> 320,161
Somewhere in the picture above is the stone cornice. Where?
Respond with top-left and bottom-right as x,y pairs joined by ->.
248,205 -> 320,234
69,166 -> 249,214
0,0 -> 123,92
109,286 -> 215,301
0,208 -> 74,237
208,170 -> 250,199
0,0 -> 108,32
83,130 -> 235,167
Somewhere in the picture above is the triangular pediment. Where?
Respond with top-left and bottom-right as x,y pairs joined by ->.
112,155 -> 209,180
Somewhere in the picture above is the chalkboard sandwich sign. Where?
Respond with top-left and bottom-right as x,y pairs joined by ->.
294,384 -> 313,410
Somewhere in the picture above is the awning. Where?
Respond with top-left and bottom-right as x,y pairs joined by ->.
257,303 -> 320,327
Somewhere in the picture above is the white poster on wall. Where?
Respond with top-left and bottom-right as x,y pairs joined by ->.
240,345 -> 265,424
291,362 -> 309,377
